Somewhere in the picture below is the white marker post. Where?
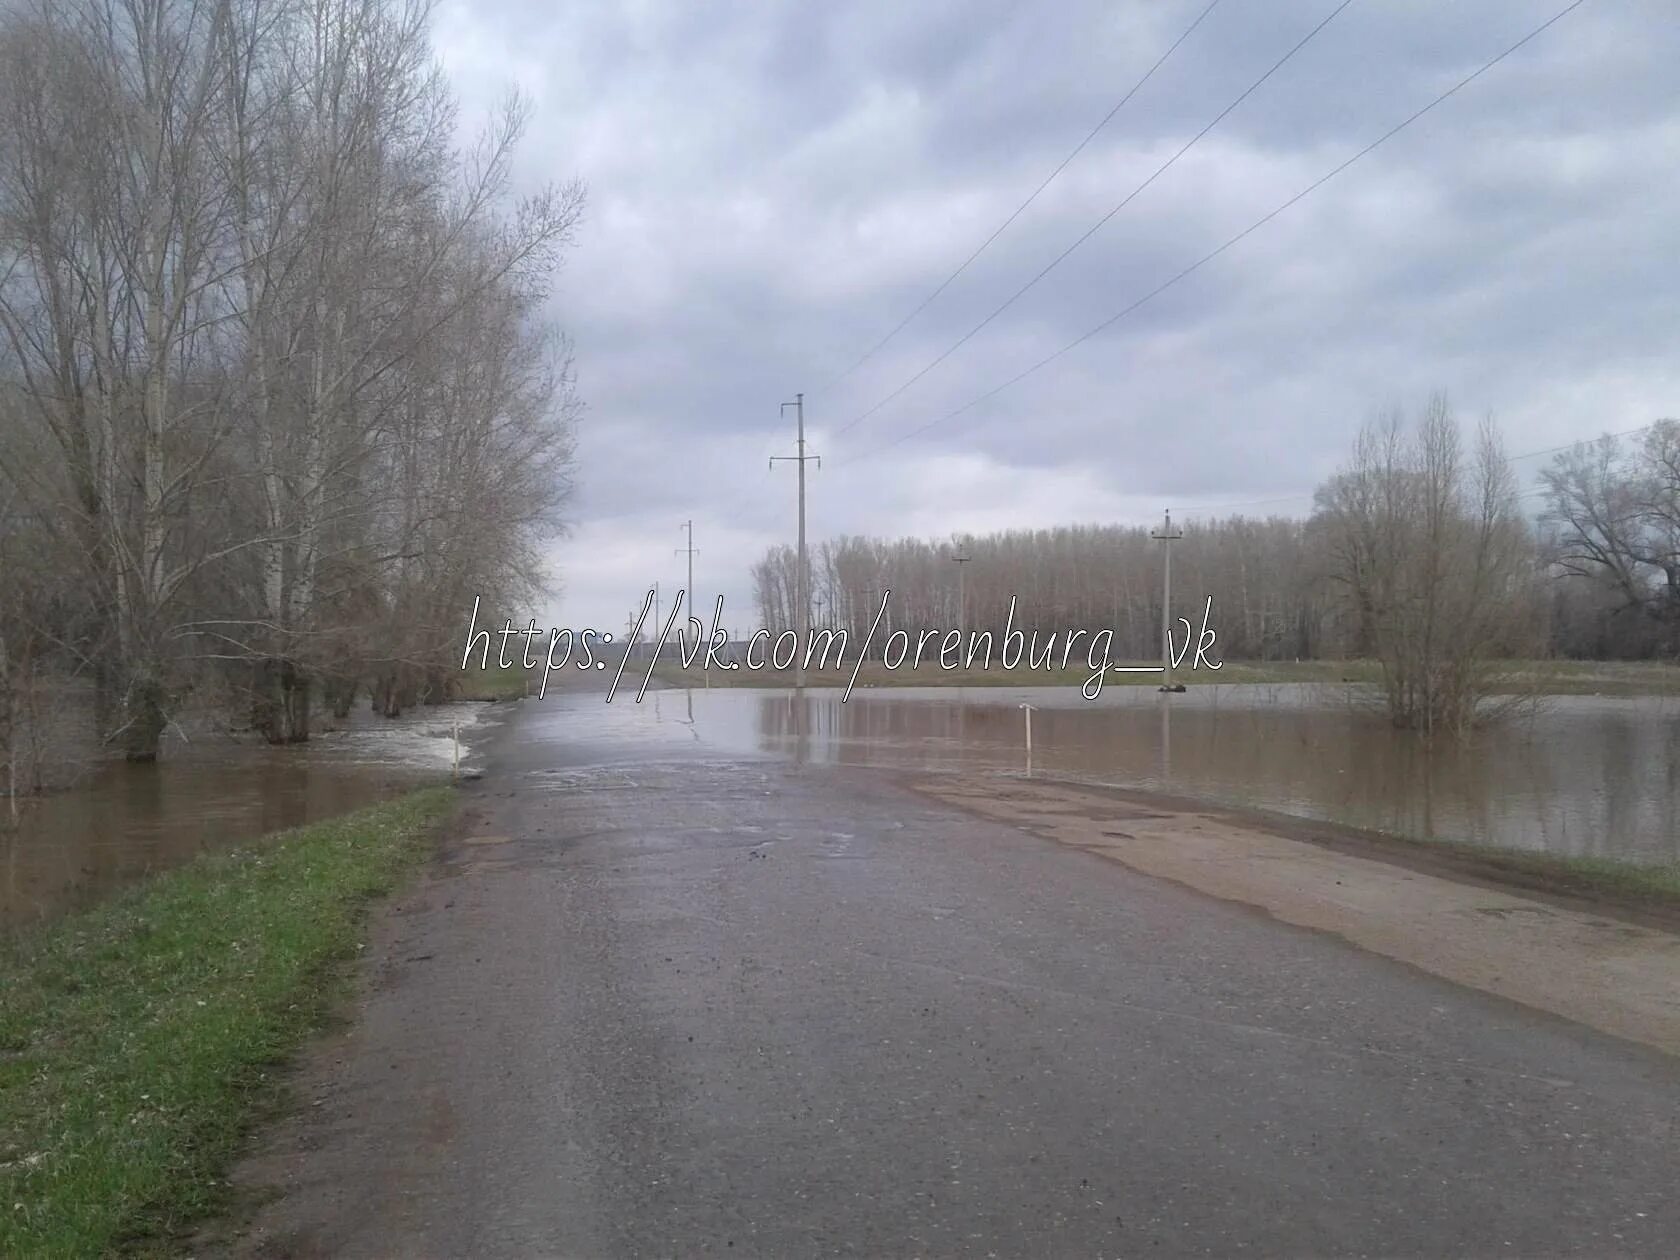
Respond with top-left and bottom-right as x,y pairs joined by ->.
452,717 -> 460,780
1019,703 -> 1035,777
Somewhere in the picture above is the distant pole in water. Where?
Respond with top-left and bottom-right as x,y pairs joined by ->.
1151,509 -> 1183,690
771,392 -> 820,690
676,520 -> 701,685
676,520 -> 698,619
1019,703 -> 1035,777
951,552 -> 971,637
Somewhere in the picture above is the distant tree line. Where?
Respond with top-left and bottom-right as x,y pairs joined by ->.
0,0 -> 581,767
754,516 -> 1338,664
754,399 -> 1680,732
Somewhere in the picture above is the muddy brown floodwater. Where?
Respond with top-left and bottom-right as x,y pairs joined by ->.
10,680 -> 1678,932
629,682 -> 1680,867
1,701 -> 501,932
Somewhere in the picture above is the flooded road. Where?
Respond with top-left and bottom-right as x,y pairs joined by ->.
1,702 -> 499,932
224,686 -> 1680,1257
9,678 -> 1675,931
622,682 -> 1680,866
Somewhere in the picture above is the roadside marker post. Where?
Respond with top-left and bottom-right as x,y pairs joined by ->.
1019,703 -> 1035,776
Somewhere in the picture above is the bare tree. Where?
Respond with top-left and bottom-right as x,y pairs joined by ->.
1541,420 -> 1680,653
0,0 -> 584,778
1315,395 -> 1541,733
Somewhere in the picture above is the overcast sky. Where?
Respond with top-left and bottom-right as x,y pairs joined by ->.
433,0 -> 1678,636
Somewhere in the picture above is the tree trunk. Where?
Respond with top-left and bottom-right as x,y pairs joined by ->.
252,658 -> 311,744
423,667 -> 450,705
371,671 -> 402,718
124,670 -> 168,762
324,675 -> 357,720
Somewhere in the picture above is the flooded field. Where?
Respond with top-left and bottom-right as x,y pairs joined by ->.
1,702 -> 498,932
10,678 -> 1678,931
630,683 -> 1680,867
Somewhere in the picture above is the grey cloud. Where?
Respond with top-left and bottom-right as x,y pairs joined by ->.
434,0 -> 1680,631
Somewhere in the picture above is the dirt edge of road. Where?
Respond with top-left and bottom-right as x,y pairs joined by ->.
912,771 -> 1680,931
910,772 -> 1680,1059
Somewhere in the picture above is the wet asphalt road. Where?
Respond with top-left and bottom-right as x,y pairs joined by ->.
235,691 -> 1680,1258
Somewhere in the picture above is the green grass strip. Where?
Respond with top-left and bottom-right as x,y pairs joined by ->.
0,786 -> 455,1256
455,660 -> 534,700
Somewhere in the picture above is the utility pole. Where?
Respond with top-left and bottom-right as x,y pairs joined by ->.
771,392 -> 819,688
676,520 -> 698,617
951,552 -> 971,636
676,520 -> 701,685
1151,509 -> 1183,691
672,517 -> 698,621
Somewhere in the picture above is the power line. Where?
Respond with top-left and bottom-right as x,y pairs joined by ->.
815,0 -> 1224,397
1181,490 -> 1317,517
1503,422 -> 1652,465
836,0 -> 1587,468
831,0 -> 1358,439
1170,422 -> 1654,521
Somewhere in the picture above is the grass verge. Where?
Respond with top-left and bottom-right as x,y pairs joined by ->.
454,660 -> 534,701
1403,834 -> 1680,909
1253,802 -> 1680,914
650,657 -> 1680,696
0,786 -> 456,1256
648,658 -> 1331,690
1037,774 -> 1680,923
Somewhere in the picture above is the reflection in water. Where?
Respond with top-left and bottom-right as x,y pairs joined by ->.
1159,696 -> 1170,787
2,703 -> 492,932
657,684 -> 1680,867
17,683 -> 1677,931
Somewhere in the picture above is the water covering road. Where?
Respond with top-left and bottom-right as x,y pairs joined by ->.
223,689 -> 1680,1257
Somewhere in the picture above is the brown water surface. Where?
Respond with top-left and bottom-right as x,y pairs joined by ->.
1,702 -> 496,932
626,683 -> 1680,867
11,679 -> 1678,930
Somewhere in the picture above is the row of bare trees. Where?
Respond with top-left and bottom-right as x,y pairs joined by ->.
753,515 -> 1339,664
0,0 -> 580,766
756,398 -> 1679,733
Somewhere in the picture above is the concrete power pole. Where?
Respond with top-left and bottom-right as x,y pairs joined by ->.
676,520 -> 703,686
951,552 -> 971,636
1151,509 -> 1184,691
676,520 -> 698,614
771,393 -> 819,688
